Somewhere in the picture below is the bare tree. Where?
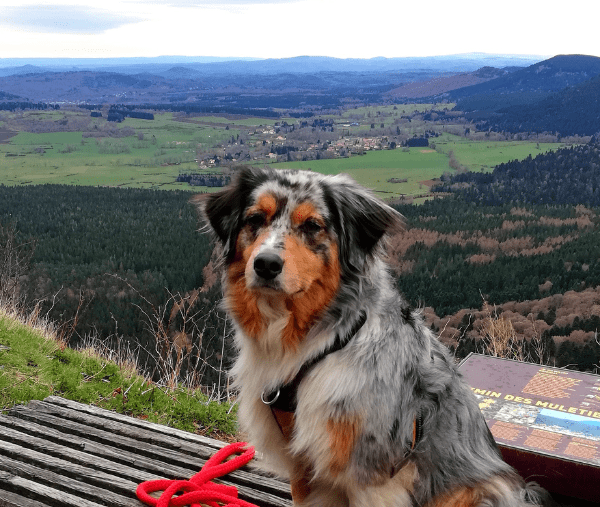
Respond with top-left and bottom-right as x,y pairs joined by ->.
0,221 -> 36,309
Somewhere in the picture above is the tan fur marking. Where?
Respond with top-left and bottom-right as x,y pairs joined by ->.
246,193 -> 277,221
226,231 -> 269,340
395,461 -> 418,493
291,202 -> 321,226
427,487 -> 480,507
327,415 -> 362,476
280,240 -> 340,350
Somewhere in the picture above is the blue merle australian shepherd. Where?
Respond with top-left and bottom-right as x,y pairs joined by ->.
197,167 -> 552,507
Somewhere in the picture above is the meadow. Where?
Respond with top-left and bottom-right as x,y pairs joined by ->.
272,148 -> 450,197
0,108 -> 567,194
0,112 -> 237,189
434,134 -> 565,172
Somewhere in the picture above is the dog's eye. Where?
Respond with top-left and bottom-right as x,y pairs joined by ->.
301,219 -> 323,235
246,213 -> 266,229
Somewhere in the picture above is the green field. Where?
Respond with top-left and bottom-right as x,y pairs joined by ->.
0,109 -> 568,194
0,113 -> 237,189
272,148 -> 450,198
434,134 -> 566,172
179,115 -> 287,127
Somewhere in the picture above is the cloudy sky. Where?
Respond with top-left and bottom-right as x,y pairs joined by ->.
0,0 -> 598,60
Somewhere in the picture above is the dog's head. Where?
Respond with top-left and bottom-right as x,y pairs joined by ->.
196,167 -> 403,347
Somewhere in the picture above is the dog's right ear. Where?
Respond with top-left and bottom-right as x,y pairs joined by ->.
194,184 -> 241,245
191,167 -> 268,256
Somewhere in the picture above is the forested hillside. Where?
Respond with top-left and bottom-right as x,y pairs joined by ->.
0,185 -> 228,386
393,199 -> 600,316
434,143 -> 600,205
413,142 -> 600,369
477,76 -> 600,137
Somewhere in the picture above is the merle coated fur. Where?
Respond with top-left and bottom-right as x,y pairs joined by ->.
199,167 -> 552,507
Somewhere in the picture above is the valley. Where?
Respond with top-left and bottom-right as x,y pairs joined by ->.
1,52 -> 600,384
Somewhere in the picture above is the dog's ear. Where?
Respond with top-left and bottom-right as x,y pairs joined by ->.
322,174 -> 404,273
191,166 -> 268,256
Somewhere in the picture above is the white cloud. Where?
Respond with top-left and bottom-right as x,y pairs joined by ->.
1,4 -> 142,34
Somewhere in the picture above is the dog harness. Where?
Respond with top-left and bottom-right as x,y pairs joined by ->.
261,311 -> 368,412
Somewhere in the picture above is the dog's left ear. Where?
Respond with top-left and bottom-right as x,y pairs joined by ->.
322,175 -> 404,272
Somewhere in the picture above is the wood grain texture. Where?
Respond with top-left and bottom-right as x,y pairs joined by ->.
0,397 -> 291,507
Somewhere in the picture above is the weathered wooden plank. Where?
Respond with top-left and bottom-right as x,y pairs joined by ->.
0,397 -> 292,506
0,425 -> 155,489
0,456 -> 141,507
43,396 -> 226,450
0,488 -> 52,507
0,415 -> 198,479
0,471 -> 105,507
19,401 -> 216,461
0,429 -> 290,507
42,396 -> 282,481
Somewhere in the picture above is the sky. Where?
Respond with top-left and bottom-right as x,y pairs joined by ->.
0,0 -> 598,61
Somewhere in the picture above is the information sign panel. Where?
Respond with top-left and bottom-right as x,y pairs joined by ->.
459,353 -> 600,502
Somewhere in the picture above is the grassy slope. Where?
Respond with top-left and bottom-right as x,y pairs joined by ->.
434,134 -> 565,172
0,308 -> 237,437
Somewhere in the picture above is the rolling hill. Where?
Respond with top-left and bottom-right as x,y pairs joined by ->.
480,74 -> 600,136
448,54 -> 600,112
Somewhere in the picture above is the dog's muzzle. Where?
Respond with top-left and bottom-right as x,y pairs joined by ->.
253,251 -> 283,280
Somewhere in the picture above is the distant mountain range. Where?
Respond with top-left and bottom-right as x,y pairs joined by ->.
1,53 -> 599,136
479,74 -> 600,137
434,54 -> 600,136
386,67 -> 517,99
0,53 -> 545,78
0,53 -> 547,107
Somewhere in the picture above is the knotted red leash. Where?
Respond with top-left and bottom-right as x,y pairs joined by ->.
136,441 -> 258,507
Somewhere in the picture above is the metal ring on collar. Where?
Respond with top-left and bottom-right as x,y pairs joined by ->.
261,389 -> 280,405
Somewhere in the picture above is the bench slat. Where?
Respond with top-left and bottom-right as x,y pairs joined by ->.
0,456 -> 139,507
0,487 -> 53,507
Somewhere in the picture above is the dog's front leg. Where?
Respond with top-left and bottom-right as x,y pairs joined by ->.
289,457 -> 312,504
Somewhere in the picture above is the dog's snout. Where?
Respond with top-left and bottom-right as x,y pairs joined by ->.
254,252 -> 283,280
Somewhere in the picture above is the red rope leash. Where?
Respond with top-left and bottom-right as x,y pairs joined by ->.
136,441 -> 258,507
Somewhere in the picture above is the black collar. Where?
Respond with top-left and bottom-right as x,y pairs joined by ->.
261,311 -> 367,413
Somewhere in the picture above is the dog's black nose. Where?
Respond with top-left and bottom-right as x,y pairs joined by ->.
254,252 -> 283,280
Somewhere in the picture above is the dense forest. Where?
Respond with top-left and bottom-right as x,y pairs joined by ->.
0,101 -> 60,111
415,141 -> 600,369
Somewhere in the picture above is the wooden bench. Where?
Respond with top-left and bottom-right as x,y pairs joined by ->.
0,396 -> 292,507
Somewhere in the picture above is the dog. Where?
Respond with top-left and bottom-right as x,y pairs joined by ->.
198,167 -> 552,507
